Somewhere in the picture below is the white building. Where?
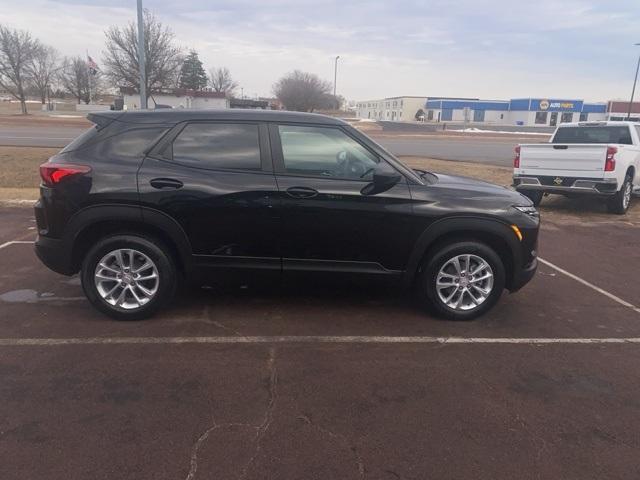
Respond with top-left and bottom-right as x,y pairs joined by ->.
120,87 -> 229,110
355,96 -> 428,121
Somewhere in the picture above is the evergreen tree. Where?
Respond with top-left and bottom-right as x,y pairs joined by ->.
178,50 -> 207,90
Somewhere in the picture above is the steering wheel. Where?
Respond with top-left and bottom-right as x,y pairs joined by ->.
336,150 -> 368,178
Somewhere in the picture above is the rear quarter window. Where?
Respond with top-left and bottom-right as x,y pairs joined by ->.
60,126 -> 99,153
552,126 -> 633,144
93,127 -> 168,161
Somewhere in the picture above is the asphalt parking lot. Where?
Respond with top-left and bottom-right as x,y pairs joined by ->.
2,205 -> 640,479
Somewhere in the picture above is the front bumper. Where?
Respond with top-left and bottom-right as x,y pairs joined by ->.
509,257 -> 537,292
513,176 -> 618,196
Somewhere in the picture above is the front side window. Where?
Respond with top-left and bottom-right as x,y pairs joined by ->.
278,125 -> 380,180
171,123 -> 261,170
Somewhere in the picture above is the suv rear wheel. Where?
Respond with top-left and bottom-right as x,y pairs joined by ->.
419,241 -> 506,320
81,235 -> 177,320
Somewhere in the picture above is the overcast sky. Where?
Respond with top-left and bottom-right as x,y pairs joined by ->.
2,0 -> 639,102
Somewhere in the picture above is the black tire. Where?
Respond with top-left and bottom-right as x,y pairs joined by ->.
520,190 -> 543,207
607,175 -> 633,214
80,235 -> 177,320
418,241 -> 506,321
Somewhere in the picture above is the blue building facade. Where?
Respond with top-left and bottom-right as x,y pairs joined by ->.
425,97 -> 607,126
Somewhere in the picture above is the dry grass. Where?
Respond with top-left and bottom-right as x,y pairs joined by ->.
0,146 -> 58,189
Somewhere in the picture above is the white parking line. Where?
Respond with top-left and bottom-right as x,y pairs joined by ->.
0,240 -> 35,250
538,257 -> 640,314
0,336 -> 639,346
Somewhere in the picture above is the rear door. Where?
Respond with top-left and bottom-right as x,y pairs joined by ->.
138,121 -> 281,275
270,123 -> 415,276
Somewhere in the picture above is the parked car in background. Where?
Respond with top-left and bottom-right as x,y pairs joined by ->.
513,121 -> 640,214
35,110 -> 539,321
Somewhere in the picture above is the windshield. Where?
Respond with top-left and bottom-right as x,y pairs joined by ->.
552,126 -> 633,144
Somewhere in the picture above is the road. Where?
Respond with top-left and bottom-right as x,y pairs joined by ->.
1,204 -> 640,479
0,123 -> 546,167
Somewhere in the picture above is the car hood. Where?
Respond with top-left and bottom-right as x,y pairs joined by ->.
427,172 -> 532,205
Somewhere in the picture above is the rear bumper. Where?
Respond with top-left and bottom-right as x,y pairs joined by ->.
513,176 -> 618,196
35,235 -> 75,276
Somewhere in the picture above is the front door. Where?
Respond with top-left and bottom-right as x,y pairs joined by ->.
138,121 -> 281,274
270,123 -> 414,275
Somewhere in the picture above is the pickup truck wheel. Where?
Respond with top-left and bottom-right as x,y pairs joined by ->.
80,235 -> 177,320
521,190 -> 543,207
607,175 -> 633,214
419,241 -> 506,321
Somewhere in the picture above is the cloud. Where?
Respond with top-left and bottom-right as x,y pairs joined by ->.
1,0 -> 638,101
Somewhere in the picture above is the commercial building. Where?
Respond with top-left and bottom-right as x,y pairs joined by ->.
120,87 -> 229,110
606,100 -> 640,121
424,97 -> 607,127
355,96 -> 429,121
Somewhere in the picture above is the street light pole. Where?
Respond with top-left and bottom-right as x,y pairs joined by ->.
626,43 -> 640,120
333,55 -> 340,109
136,0 -> 147,109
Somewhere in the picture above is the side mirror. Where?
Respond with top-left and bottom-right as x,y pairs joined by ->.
361,167 -> 402,195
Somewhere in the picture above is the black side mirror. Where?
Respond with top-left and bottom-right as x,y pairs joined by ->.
361,167 -> 402,195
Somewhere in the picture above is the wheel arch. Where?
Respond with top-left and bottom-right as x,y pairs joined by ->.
65,205 -> 193,275
404,217 -> 522,290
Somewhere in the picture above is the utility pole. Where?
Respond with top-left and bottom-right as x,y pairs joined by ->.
333,55 -> 340,109
137,0 -> 147,109
626,43 -> 640,120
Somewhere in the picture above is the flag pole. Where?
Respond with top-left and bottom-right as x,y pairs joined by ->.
86,50 -> 92,105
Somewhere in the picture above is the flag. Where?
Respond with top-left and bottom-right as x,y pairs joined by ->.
87,55 -> 98,76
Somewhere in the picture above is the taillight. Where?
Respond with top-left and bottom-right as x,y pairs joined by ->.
513,145 -> 521,168
39,163 -> 91,186
605,146 -> 617,172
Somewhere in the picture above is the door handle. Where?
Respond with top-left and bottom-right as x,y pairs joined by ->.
286,186 -> 318,198
150,178 -> 184,190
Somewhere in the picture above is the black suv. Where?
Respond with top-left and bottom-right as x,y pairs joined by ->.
35,110 -> 539,321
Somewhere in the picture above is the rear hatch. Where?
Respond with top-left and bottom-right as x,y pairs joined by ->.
518,143 -> 608,179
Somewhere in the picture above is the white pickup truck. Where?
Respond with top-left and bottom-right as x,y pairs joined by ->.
513,121 -> 640,214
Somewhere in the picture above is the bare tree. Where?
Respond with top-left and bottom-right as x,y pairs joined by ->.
27,45 -> 59,106
208,67 -> 238,96
0,25 -> 41,114
103,9 -> 182,98
60,56 -> 93,104
272,70 -> 333,112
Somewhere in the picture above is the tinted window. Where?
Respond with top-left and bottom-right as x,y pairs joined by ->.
552,126 -> 633,144
172,123 -> 261,170
278,125 -> 379,180
60,126 -> 99,153
96,128 -> 167,160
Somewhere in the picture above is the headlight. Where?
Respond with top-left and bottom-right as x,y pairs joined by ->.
513,205 -> 539,216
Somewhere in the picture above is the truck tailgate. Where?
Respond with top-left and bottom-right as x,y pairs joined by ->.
518,144 -> 607,178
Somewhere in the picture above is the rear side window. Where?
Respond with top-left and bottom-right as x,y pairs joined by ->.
94,127 -> 168,160
60,126 -> 99,153
553,126 -> 633,144
171,123 -> 261,170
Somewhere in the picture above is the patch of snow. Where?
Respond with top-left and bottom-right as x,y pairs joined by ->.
460,128 -> 551,136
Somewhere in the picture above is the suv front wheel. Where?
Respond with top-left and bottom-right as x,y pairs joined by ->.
81,235 -> 177,320
420,241 -> 506,320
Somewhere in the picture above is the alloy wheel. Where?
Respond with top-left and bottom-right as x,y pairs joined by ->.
435,254 -> 494,311
94,248 -> 159,310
